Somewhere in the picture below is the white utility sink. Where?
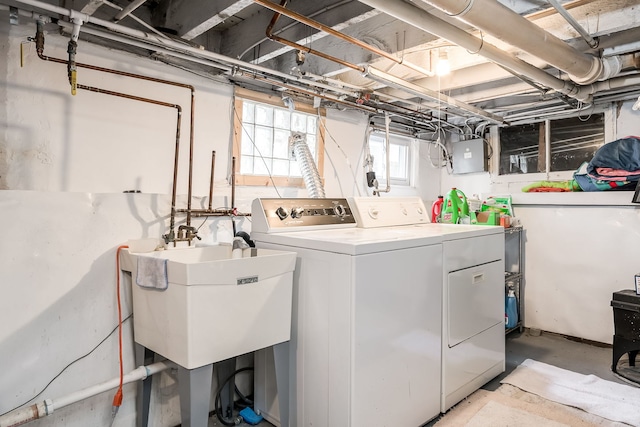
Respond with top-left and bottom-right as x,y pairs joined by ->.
120,245 -> 296,369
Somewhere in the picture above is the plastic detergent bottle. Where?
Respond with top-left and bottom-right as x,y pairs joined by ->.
505,288 -> 518,329
431,196 -> 444,223
441,188 -> 469,224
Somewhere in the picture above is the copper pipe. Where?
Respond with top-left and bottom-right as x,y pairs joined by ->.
257,0 -> 434,77
75,84 -> 182,239
208,150 -> 216,211
35,20 -> 197,237
240,71 -> 379,114
264,0 -> 363,72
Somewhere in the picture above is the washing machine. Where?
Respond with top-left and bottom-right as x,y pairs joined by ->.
251,198 -> 444,427
350,197 -> 505,413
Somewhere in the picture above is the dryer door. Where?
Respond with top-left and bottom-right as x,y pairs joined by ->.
447,260 -> 503,347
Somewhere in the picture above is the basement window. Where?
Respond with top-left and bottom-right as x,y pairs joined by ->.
367,132 -> 414,187
499,113 -> 605,175
233,88 -> 325,187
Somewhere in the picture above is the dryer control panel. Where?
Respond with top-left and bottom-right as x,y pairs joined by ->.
350,197 -> 429,228
252,198 -> 357,232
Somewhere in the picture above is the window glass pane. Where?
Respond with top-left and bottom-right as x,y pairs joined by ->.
241,125 -> 254,155
255,104 -> 273,126
307,116 -> 317,134
291,112 -> 307,132
550,115 -> 604,172
368,133 -> 411,186
272,159 -> 290,176
389,144 -> 408,179
306,134 -> 317,160
254,157 -> 272,175
240,155 -> 254,174
499,123 -> 541,174
289,160 -> 302,177
254,126 -> 273,157
242,102 -> 255,124
274,109 -> 290,130
237,97 -> 322,183
273,129 -> 290,159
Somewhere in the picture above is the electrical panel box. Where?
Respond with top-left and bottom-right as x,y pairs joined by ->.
452,138 -> 488,174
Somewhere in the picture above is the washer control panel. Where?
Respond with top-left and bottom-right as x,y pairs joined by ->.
350,197 -> 429,228
252,198 -> 357,232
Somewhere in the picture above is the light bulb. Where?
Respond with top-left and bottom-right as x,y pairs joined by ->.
436,49 -> 450,76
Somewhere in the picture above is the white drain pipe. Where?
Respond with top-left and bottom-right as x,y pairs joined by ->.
0,362 -> 174,427
419,0 -> 622,84
357,0 -> 591,102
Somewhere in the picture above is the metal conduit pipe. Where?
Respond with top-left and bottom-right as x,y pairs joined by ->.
419,0 -> 621,84
546,0 -> 598,49
255,0 -> 435,77
357,0 -> 591,102
261,1 -> 501,122
36,19 -> 195,238
113,0 -> 147,22
23,0 -> 501,125
0,362 -> 174,427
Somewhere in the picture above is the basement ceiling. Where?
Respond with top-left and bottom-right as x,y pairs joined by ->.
4,0 -> 640,127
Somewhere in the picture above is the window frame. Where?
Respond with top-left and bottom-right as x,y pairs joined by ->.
490,105 -> 615,184
367,129 -> 417,188
232,87 -> 326,187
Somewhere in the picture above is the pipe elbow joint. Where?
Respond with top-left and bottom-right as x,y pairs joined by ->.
569,55 -> 622,84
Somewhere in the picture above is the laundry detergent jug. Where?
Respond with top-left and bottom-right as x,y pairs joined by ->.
431,196 -> 444,223
440,188 -> 469,224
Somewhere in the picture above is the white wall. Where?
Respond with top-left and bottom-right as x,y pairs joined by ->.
442,104 -> 640,345
3,9 -> 639,427
0,16 -> 384,427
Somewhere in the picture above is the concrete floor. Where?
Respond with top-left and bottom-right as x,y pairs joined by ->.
209,328 -> 632,427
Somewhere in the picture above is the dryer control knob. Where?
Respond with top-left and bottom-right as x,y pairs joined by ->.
334,204 -> 346,218
291,207 -> 304,218
368,208 -> 379,219
275,206 -> 289,220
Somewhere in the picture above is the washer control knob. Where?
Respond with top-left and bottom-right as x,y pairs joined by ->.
275,206 -> 289,220
368,208 -> 379,219
417,207 -> 424,215
334,204 -> 346,218
401,208 -> 408,215
291,207 -> 304,219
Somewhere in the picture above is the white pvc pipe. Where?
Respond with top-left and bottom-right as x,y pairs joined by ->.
357,0 -> 591,102
0,362 -> 174,427
420,0 -> 609,83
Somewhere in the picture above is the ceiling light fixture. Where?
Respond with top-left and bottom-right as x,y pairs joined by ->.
436,48 -> 450,76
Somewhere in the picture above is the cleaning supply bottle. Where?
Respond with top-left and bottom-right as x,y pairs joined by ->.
441,188 -> 469,224
505,288 -> 518,329
431,196 -> 444,223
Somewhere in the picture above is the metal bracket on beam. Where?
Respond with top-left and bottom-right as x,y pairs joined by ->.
9,6 -> 19,25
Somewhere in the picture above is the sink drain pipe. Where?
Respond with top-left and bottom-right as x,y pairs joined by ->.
0,361 -> 175,427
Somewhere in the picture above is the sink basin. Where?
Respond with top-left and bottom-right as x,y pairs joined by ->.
120,245 -> 296,369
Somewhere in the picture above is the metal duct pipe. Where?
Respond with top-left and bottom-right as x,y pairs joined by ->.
419,0 -> 621,84
289,133 -> 325,198
255,0 -> 435,77
546,0 -> 598,49
113,0 -> 147,22
357,0 -> 591,102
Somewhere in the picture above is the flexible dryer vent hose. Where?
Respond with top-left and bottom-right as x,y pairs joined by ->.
290,132 -> 325,198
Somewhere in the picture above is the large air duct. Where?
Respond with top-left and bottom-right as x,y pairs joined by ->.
357,0 -> 592,101
418,0 -> 622,84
